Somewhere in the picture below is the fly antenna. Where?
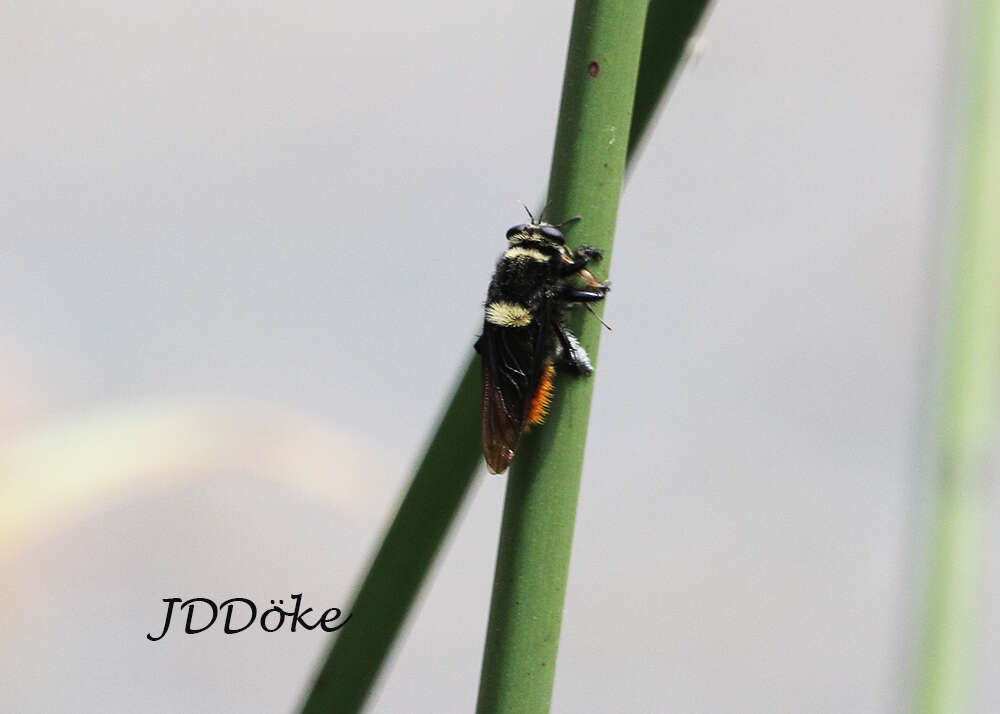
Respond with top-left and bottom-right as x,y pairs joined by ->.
518,201 -> 535,223
585,303 -> 613,331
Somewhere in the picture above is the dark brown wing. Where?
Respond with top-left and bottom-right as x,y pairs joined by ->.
478,329 -> 522,474
475,304 -> 553,474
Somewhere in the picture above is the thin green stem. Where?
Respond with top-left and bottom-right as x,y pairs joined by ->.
475,0 -> 647,710
298,362 -> 481,714
628,0 -> 710,165
298,2 -> 711,711
915,0 -> 1000,711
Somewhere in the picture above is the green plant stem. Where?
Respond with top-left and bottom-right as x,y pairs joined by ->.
475,0 -> 647,710
916,0 -> 1000,711
299,362 -> 481,714
628,0 -> 710,165
299,2 -> 711,711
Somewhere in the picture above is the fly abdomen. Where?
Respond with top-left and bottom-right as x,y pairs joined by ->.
485,301 -> 533,328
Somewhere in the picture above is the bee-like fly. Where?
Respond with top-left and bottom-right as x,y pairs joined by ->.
474,209 -> 610,474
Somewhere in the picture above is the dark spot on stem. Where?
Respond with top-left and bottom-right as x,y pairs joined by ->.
587,61 -> 599,78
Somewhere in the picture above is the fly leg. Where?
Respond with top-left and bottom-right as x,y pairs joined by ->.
552,276 -> 609,374
559,245 -> 603,277
558,286 -> 609,303
552,319 -> 594,375
560,247 -> 611,293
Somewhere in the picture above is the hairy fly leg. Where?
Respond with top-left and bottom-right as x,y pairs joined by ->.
559,245 -> 603,277
552,320 -> 593,375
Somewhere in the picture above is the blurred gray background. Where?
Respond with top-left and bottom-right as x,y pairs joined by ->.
3,0 -> 995,712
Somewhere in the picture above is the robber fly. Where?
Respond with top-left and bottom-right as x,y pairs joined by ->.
474,206 -> 610,474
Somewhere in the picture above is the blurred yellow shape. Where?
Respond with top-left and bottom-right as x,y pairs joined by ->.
0,397 -> 387,558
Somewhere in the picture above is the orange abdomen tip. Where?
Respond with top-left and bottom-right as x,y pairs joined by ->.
526,362 -> 556,426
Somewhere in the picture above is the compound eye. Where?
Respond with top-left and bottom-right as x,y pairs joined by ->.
505,224 -> 528,239
539,225 -> 565,244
